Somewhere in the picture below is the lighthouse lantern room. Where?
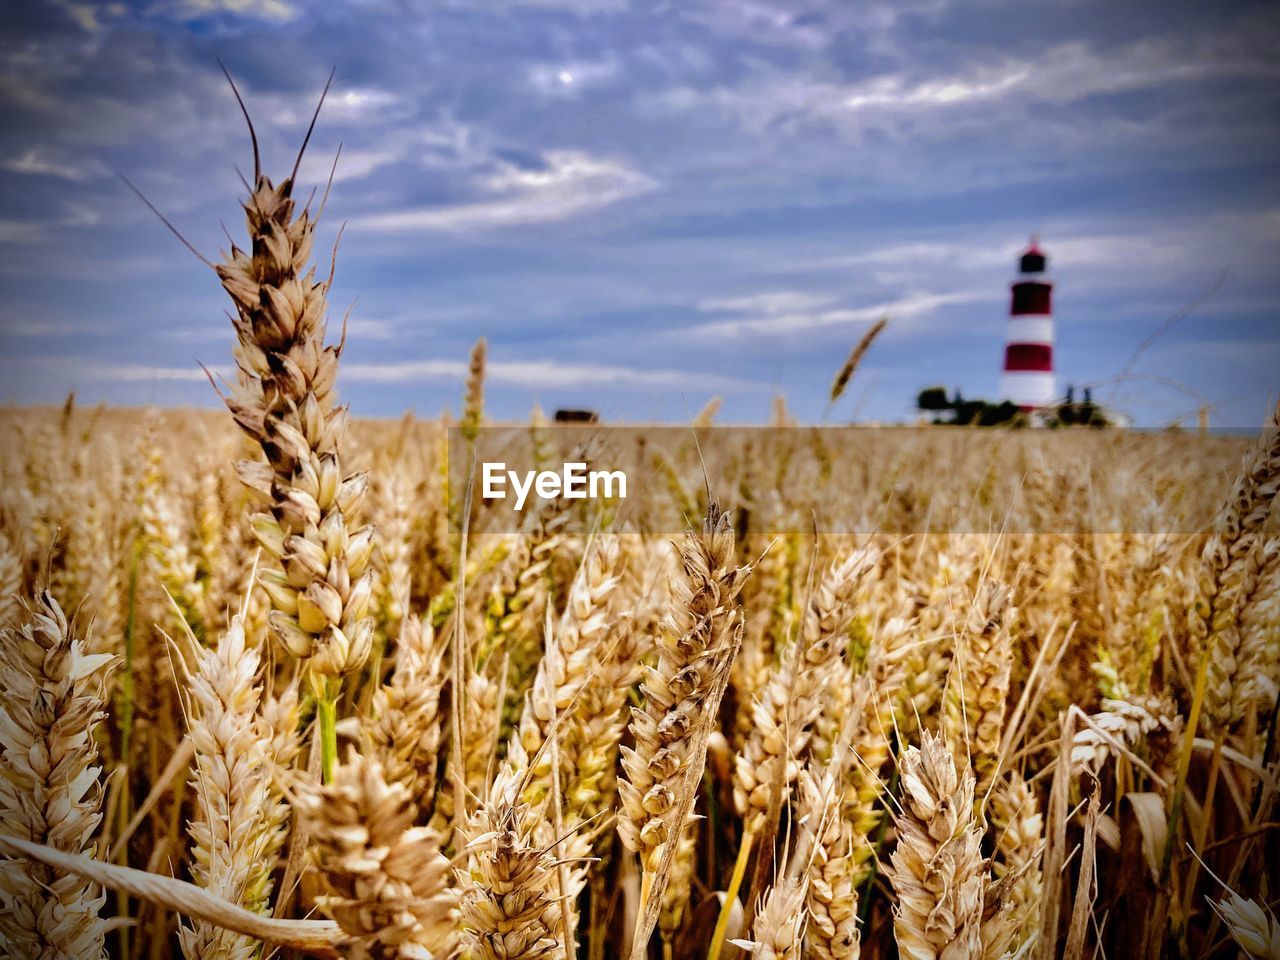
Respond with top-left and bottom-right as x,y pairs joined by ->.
999,238 -> 1056,409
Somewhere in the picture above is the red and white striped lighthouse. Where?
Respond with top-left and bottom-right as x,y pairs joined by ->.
999,238 -> 1056,409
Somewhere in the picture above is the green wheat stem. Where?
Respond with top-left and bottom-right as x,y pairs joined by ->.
318,679 -> 339,784
708,826 -> 755,960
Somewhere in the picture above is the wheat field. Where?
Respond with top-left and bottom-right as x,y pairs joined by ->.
0,150 -> 1277,960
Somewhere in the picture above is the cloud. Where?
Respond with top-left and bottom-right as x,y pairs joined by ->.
52,354 -> 753,394
342,319 -> 399,340
341,357 -> 754,392
259,86 -> 405,133
1,319 -> 107,337
157,316 -> 401,344
648,26 -> 1280,162
697,291 -> 838,315
0,221 -> 48,244
50,0 -> 109,32
840,65 -> 1032,112
294,115 -> 492,189
0,202 -> 99,243
298,146 -> 400,185
769,207 -> 1280,314
156,327 -> 227,343
166,0 -> 297,21
353,151 -> 656,232
798,243 -> 1013,273
60,362 -> 232,382
690,290 -> 989,337
528,58 -> 620,97
677,1 -> 869,51
489,0 -> 628,12
1,150 -> 106,182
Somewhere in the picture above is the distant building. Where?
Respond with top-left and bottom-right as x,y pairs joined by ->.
554,408 -> 599,423
999,238 -> 1056,409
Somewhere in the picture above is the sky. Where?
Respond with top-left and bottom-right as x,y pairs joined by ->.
0,0 -> 1277,427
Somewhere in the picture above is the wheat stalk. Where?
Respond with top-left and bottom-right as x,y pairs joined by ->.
0,834 -> 343,955
483,500 -> 572,725
1069,695 -> 1180,777
372,475 -> 414,643
733,549 -> 872,842
839,615 -> 913,880
140,447 -> 207,639
564,606 -> 648,826
1165,400 -> 1280,884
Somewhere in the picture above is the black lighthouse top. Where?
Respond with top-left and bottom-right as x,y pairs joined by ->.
1019,238 -> 1046,275
1011,237 -> 1052,316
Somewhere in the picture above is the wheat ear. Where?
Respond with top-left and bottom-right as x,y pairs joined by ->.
886,731 -> 986,960
1209,889 -> 1280,959
519,535 -> 621,808
565,608 -> 648,826
942,581 -> 1015,797
1232,538 -> 1280,726
0,591 -> 113,959
733,550 -> 871,849
736,875 -> 809,960
1166,399 -> 1280,878
372,475 -> 414,643
178,614 -> 289,960
828,316 -> 888,406
433,654 -> 506,834
989,771 -> 1044,956
839,615 -> 913,880
458,740 -> 566,960
798,547 -> 877,764
619,502 -> 749,876
219,164 -> 375,779
460,336 -> 487,443
140,447 -> 207,640
298,752 -> 458,960
367,613 -> 450,810
0,531 -> 22,626
798,766 -> 861,960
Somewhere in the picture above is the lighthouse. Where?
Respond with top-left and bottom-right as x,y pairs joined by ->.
999,238 -> 1056,409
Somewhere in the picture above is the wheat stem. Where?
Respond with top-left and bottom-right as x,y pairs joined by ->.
708,826 -> 756,960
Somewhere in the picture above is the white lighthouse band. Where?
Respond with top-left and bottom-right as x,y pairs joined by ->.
1005,315 -> 1053,345
1001,370 -> 1056,409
